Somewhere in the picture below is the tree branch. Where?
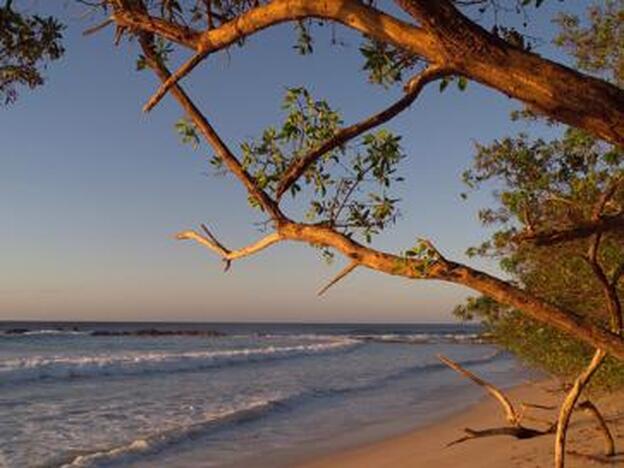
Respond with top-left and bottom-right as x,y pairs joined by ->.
317,261 -> 358,296
113,0 -> 439,60
274,221 -> 624,360
513,215 -> 624,246
438,353 -> 519,426
137,35 -> 284,221
275,65 -> 449,200
143,51 -> 206,112
176,227 -> 282,270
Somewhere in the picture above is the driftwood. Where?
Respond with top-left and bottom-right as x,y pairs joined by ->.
439,354 -> 555,447
439,354 -> 618,465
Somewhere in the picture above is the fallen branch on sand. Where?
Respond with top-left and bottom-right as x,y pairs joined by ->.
438,353 -> 619,462
438,354 -> 555,447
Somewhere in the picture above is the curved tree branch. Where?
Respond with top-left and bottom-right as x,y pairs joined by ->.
176,227 -> 282,270
438,354 -> 519,426
275,65 -> 449,200
112,0 -> 624,146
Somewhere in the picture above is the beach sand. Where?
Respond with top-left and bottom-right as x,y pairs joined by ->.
300,380 -> 624,467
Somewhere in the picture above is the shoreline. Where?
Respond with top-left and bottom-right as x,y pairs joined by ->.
297,378 -> 624,467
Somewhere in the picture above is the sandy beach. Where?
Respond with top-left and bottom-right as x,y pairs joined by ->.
300,379 -> 624,468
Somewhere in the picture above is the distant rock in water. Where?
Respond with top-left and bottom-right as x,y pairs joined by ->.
89,328 -> 226,337
4,328 -> 30,335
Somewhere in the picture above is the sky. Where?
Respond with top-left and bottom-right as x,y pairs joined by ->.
0,1 -> 589,323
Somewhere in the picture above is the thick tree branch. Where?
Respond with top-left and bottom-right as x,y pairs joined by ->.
275,65 -> 449,200
395,0 -> 624,146
113,1 -> 439,60
113,0 -> 624,146
273,222 -> 624,360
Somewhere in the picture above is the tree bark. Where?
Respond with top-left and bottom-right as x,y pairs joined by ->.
113,0 -> 624,147
396,0 -> 624,147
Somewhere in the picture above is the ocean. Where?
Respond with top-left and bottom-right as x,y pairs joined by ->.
0,322 -> 534,467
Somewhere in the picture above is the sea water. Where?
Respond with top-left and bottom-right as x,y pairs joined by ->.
0,322 -> 534,467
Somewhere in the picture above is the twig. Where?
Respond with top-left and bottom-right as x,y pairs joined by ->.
83,18 -> 114,36
143,51 -> 205,112
317,261 -> 358,296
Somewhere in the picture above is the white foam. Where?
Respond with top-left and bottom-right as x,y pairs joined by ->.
59,398 -> 276,467
0,338 -> 360,384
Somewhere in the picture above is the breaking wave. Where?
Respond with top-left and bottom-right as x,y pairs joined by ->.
0,338 -> 360,385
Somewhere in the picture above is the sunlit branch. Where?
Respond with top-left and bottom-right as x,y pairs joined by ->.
143,50 -> 205,112
176,227 -> 282,270
438,353 -> 519,426
554,348 -> 607,468
112,0 -> 438,59
317,261 -> 358,296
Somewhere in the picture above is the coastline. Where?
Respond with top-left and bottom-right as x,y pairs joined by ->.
298,379 -> 624,468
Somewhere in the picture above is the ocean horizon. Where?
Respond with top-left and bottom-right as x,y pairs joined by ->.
0,321 -> 534,467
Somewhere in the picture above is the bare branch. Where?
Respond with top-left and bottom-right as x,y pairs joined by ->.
276,66 -> 449,200
446,425 -> 551,447
176,228 -> 282,270
438,354 -> 519,426
317,261 -> 358,296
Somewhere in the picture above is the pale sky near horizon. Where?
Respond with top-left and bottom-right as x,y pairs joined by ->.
0,1 -> 588,323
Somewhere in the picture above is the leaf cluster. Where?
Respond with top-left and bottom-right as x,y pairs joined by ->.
176,86 -> 406,243
0,2 -> 64,105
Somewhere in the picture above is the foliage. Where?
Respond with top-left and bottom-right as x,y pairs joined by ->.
456,0 -> 624,390
456,301 -> 624,391
176,87 -> 405,243
555,0 -> 624,86
0,1 -> 64,105
457,127 -> 624,389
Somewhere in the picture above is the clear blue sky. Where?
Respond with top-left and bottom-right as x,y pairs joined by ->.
0,1 -> 587,322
